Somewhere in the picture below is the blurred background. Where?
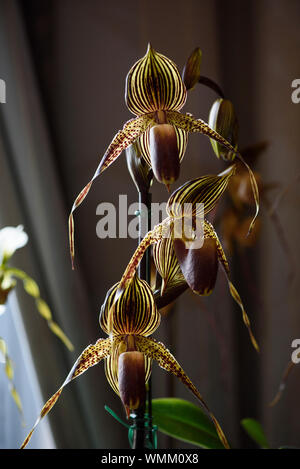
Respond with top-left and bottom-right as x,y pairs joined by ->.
0,0 -> 299,449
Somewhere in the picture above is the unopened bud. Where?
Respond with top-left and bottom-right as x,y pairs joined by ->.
149,124 -> 180,186
118,351 -> 146,418
182,47 -> 202,91
126,141 -> 153,193
208,99 -> 239,161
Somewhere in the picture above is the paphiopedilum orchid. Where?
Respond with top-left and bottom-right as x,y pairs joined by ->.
21,272 -> 229,449
68,44 -> 259,268
115,166 -> 259,352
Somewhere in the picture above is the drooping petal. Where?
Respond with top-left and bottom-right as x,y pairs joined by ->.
118,226 -> 166,291
236,154 -> 260,235
208,99 -> 259,234
125,44 -> 187,116
204,221 -> 259,352
99,274 -> 160,337
20,337 -> 112,449
269,360 -> 296,407
135,335 -> 230,449
5,268 -> 74,351
166,165 -> 236,218
69,114 -> 154,268
166,110 -> 238,157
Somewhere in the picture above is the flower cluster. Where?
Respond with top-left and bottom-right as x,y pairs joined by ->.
22,46 -> 260,450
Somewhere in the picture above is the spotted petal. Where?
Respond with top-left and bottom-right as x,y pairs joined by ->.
69,114 -> 154,268
20,338 -> 112,449
125,44 -> 187,116
204,221 -> 259,352
135,335 -> 230,449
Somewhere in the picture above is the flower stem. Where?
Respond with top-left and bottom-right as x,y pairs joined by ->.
131,189 -> 153,449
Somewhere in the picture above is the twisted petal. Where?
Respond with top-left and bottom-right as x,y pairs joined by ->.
100,274 -> 160,337
69,114 -> 154,268
5,268 -> 73,351
118,227 -> 165,291
204,221 -> 259,352
135,335 -> 230,449
125,44 -> 187,116
21,337 -> 112,449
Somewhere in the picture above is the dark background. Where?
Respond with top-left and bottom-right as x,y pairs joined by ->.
0,0 -> 299,448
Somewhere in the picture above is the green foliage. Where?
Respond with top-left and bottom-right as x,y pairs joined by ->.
151,398 -> 224,449
241,418 -> 270,449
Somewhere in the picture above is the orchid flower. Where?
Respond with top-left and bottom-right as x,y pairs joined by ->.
21,272 -> 230,450
0,225 -> 28,265
68,44 -> 259,268
115,166 -> 259,352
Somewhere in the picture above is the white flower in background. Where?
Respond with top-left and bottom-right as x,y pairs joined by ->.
0,225 -> 28,265
0,304 -> 6,316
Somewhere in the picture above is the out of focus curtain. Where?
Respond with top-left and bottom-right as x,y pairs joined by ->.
0,0 -> 126,448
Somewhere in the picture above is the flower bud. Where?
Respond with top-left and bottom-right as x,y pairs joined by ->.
173,236 -> 218,295
126,141 -> 153,193
208,99 -> 239,161
149,124 -> 180,187
182,47 -> 202,91
118,351 -> 146,418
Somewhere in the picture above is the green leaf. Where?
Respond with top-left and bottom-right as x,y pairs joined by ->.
151,398 -> 224,449
241,418 -> 270,449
